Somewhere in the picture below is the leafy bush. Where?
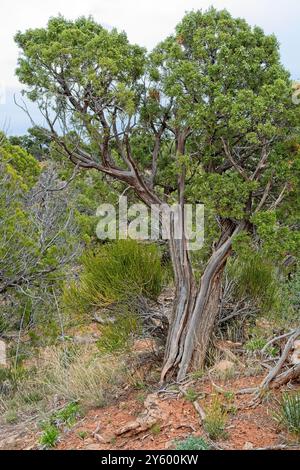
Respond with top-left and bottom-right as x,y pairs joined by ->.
274,393 -> 300,437
63,240 -> 163,316
203,396 -> 228,440
175,436 -> 210,450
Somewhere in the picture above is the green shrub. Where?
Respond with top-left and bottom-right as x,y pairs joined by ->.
175,436 -> 210,450
228,253 -> 280,314
274,393 -> 300,437
203,396 -> 228,440
63,240 -> 162,316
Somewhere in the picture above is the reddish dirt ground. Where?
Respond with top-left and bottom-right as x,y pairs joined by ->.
1,372 -> 299,450
52,375 -> 299,451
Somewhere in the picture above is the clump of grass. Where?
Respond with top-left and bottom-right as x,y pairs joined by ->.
97,311 -> 140,354
4,408 -> 18,424
1,345 -> 127,422
175,436 -> 210,450
39,424 -> 60,449
63,240 -> 163,316
39,402 -> 81,448
203,396 -> 228,441
37,345 -> 126,409
274,393 -> 300,437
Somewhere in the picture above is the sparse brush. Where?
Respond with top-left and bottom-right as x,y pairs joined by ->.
175,436 -> 210,450
2,345 -> 127,419
38,346 -> 126,408
62,240 -> 163,316
274,393 -> 300,437
203,396 -> 228,441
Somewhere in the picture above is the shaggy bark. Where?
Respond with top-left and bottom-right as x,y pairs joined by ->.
161,221 -> 244,382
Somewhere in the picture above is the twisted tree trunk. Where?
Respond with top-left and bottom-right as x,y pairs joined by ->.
161,222 -> 244,382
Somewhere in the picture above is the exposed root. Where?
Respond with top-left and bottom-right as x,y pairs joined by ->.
250,328 -> 300,406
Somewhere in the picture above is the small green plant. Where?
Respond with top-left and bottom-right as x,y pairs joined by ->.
39,424 -> 60,448
175,436 -> 210,450
184,388 -> 199,402
274,393 -> 300,437
4,409 -> 18,424
191,370 -> 204,380
78,431 -> 88,440
150,423 -> 161,435
245,336 -> 266,352
52,402 -> 81,427
204,396 -> 228,440
137,392 -> 147,403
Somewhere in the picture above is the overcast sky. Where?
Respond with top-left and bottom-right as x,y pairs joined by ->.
1,0 -> 299,134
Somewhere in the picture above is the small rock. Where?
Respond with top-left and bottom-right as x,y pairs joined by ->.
291,340 -> 300,365
243,441 -> 254,450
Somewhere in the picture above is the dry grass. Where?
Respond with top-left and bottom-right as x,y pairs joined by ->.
0,344 -> 127,422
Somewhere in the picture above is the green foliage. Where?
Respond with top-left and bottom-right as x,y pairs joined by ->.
51,402 -> 81,427
245,337 -> 267,352
204,396 -> 228,440
78,431 -> 88,440
96,312 -> 140,354
63,240 -> 162,316
274,393 -> 300,437
175,436 -> 210,450
228,249 -> 280,315
9,126 -> 51,160
39,424 -> 60,448
184,388 -> 199,402
15,16 -> 146,115
150,423 -> 161,435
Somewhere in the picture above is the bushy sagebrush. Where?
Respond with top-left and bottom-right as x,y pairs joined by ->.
63,240 -> 163,315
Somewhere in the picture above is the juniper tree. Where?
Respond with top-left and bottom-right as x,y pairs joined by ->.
15,9 -> 300,380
